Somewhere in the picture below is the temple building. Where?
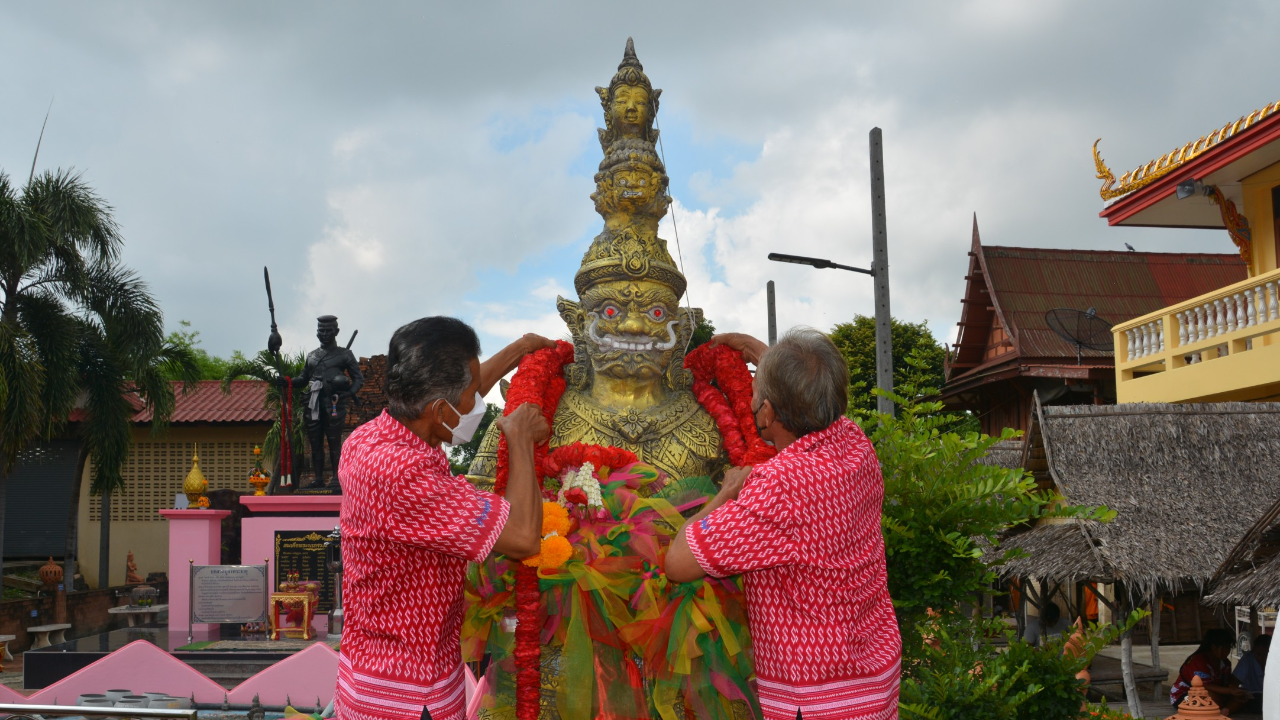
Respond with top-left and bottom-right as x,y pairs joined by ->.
75,380 -> 271,587
941,218 -> 1243,435
1096,99 -> 1280,403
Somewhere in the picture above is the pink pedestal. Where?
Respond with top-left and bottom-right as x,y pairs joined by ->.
240,496 -> 342,636
240,495 -> 342,514
158,509 -> 231,634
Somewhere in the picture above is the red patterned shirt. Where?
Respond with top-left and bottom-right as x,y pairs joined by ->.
686,417 -> 901,720
335,410 -> 509,720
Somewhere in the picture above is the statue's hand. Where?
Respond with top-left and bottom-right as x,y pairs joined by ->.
710,333 -> 769,366
496,403 -> 550,445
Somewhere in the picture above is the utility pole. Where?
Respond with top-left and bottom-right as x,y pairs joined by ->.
869,128 -> 894,415
766,280 -> 778,346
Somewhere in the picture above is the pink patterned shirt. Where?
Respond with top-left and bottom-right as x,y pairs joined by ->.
335,410 -> 509,720
685,417 -> 901,720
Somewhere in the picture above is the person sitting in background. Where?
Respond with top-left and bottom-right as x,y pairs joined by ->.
1234,633 -> 1270,713
1171,628 -> 1251,714
1023,602 -> 1071,646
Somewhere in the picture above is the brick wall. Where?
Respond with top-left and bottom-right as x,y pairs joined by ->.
0,587 -> 137,652
347,355 -> 388,430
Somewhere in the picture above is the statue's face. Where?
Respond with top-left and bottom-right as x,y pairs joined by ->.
581,280 -> 680,381
317,325 -> 339,345
610,166 -> 661,213
611,85 -> 650,135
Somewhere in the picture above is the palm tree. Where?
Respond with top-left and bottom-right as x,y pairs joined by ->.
0,168 -> 199,587
221,349 -> 306,489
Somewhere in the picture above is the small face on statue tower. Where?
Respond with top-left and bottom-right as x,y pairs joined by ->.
316,316 -> 339,348
610,85 -> 650,138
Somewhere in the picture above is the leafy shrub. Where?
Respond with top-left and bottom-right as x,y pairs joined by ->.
899,613 -> 1141,720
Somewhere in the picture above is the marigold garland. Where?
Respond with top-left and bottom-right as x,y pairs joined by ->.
494,339 -> 772,720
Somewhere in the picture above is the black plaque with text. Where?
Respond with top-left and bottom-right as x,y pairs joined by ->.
274,530 -> 335,613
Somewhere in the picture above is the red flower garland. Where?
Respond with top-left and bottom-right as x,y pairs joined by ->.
543,443 -> 638,479
494,339 -> 771,719
490,340 -> 574,720
685,343 -> 776,465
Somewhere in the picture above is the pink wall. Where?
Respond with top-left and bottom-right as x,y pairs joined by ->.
242,515 -> 341,635
159,509 -> 230,634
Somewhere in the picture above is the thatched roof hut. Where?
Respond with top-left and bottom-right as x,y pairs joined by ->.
1205,495 -> 1280,608
975,438 -> 1025,469
995,396 -> 1280,599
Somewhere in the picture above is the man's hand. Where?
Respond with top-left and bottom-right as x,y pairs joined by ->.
710,333 -> 769,366
517,333 -> 557,356
495,403 -> 549,445
717,466 -> 751,503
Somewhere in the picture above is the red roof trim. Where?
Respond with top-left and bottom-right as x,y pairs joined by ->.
1099,111 -> 1280,226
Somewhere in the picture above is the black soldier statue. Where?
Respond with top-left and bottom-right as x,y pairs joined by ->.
286,315 -> 364,490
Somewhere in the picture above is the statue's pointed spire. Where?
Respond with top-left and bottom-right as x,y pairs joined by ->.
619,37 -> 641,70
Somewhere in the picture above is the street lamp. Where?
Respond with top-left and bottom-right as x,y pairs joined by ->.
763,126 -> 894,415
767,253 -> 874,276
768,252 -> 894,415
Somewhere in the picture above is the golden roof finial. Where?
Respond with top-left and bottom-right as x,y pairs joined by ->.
1095,99 -> 1280,201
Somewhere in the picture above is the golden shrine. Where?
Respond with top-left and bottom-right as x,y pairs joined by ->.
468,38 -> 725,487
463,39 -> 754,720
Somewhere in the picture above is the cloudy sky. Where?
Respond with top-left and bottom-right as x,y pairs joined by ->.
2,1 -> 1276,388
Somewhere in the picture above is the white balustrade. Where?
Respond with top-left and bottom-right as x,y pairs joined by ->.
1177,311 -> 1189,347
1270,282 -> 1278,321
1157,321 -> 1165,352
1226,296 -> 1237,332
1195,305 -> 1207,341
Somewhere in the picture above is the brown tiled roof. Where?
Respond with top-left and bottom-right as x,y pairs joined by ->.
131,380 -> 273,424
982,246 -> 1247,359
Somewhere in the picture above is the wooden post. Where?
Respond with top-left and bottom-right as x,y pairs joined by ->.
1016,579 -> 1027,640
1151,591 -> 1163,702
1119,593 -> 1142,719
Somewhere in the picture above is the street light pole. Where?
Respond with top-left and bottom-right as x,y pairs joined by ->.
766,280 -> 777,346
869,128 -> 894,415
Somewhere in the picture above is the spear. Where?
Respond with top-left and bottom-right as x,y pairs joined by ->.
264,267 -> 282,359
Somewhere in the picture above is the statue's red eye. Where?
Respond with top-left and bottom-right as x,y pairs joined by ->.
604,306 -> 618,319
648,307 -> 665,321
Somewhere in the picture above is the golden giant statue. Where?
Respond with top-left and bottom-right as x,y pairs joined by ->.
468,38 -> 725,487
464,39 -> 756,720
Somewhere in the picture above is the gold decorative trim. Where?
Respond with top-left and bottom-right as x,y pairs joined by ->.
1206,186 -> 1253,269
1095,100 -> 1280,201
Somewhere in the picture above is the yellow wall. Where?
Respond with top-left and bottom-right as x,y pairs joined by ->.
1242,160 -> 1280,277
77,425 -> 267,588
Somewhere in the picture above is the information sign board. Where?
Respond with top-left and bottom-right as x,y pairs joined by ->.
190,564 -> 269,624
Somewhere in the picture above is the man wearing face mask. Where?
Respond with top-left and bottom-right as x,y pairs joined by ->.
665,329 -> 901,720
334,317 -> 555,720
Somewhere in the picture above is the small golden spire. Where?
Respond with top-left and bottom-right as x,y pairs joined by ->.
183,444 -> 209,506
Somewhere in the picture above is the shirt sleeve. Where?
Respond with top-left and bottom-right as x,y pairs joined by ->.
376,453 -> 510,562
684,467 -> 797,578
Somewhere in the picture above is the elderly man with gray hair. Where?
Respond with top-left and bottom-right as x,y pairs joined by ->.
667,328 -> 901,720
335,316 -> 554,720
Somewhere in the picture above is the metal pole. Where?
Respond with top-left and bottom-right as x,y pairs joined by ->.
869,128 -> 894,415
766,281 -> 778,346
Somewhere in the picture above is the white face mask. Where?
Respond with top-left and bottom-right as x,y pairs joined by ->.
442,391 -> 486,446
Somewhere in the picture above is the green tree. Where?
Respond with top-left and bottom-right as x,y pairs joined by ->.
221,350 -> 307,481
859,350 -> 1113,636
164,320 -> 247,380
830,316 -> 946,413
0,168 -> 198,583
449,402 -> 500,475
689,316 -> 716,351
856,351 -> 1122,718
